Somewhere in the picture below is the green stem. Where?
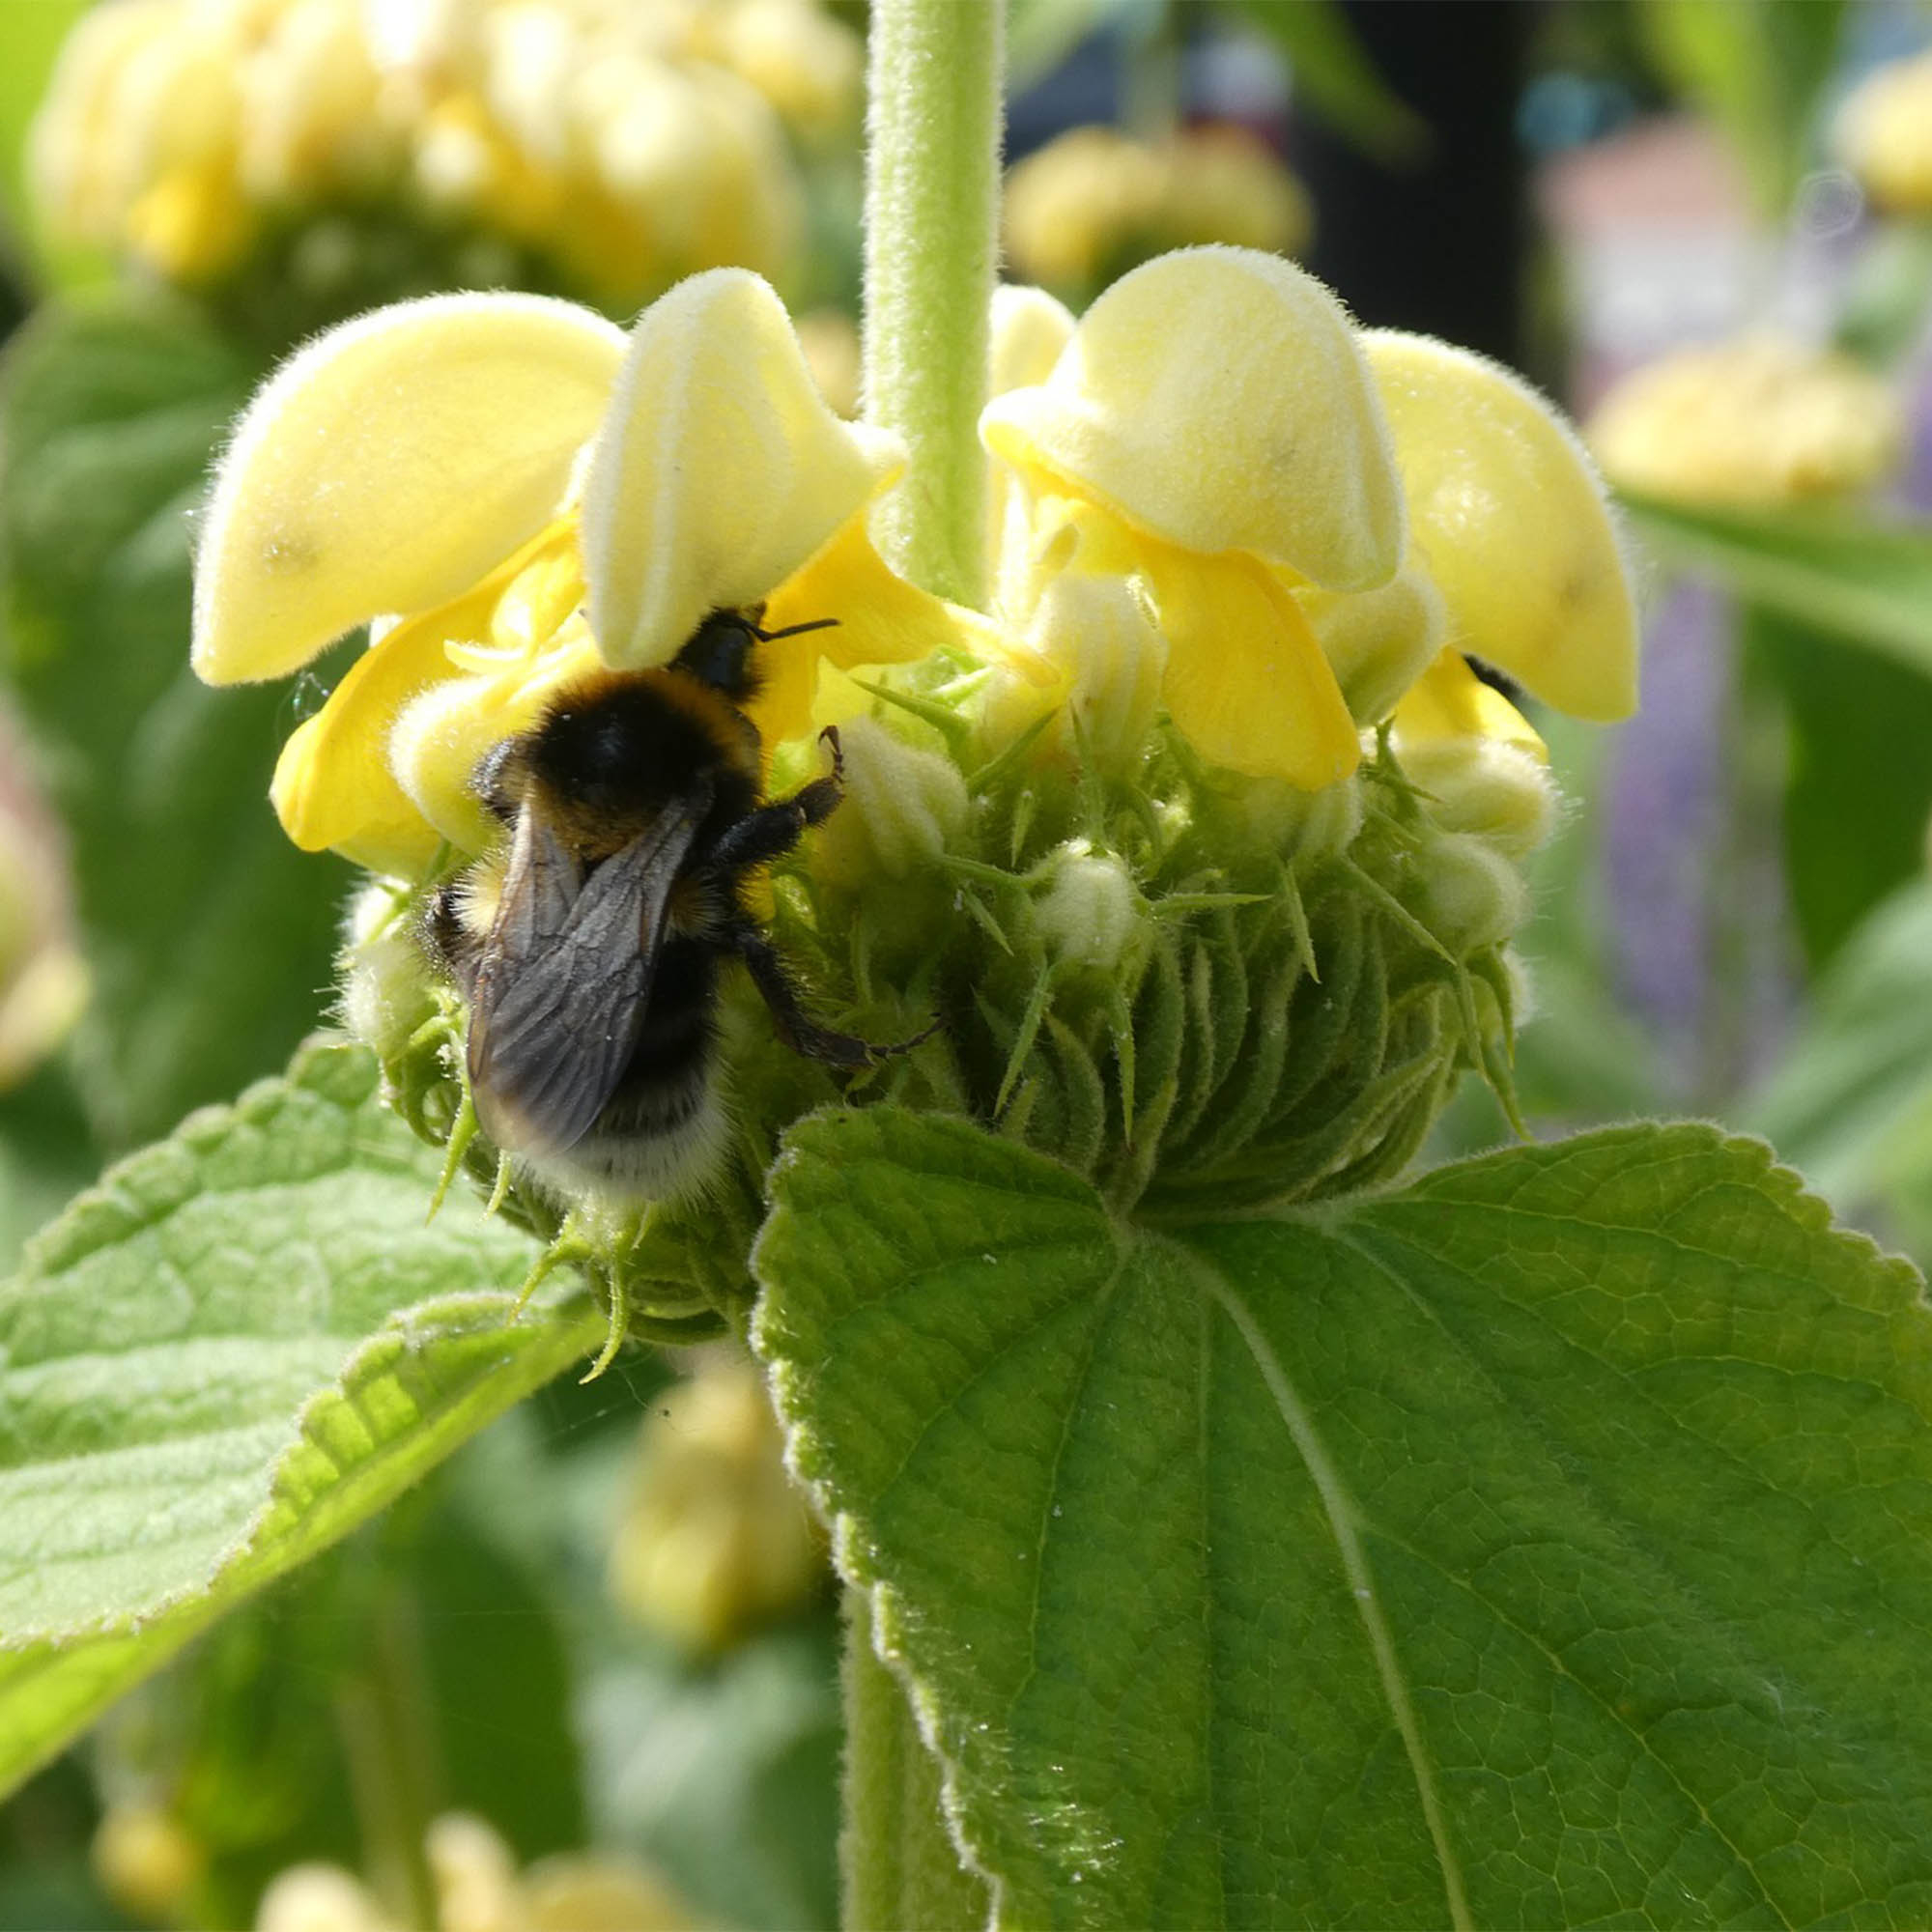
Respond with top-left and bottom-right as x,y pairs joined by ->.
861,0 -> 1006,610
335,1579 -> 441,1931
840,1588 -> 990,1931
844,8 -> 1007,1918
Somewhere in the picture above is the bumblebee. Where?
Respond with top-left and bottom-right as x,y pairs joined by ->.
427,610 -> 911,1201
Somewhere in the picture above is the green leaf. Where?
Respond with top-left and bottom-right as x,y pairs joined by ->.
1837,220 -> 1932,371
1230,0 -> 1428,165
0,1038 -> 602,1798
0,293 -> 347,1149
1635,0 -> 1846,217
1620,494 -> 1932,677
1744,608 -> 1932,970
0,0 -> 94,291
1747,877 -> 1932,1221
755,1106 -> 1932,1927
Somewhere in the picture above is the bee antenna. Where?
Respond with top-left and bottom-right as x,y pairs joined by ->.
753,616 -> 841,642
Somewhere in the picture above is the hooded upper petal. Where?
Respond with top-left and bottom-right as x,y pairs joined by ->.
1363,331 -> 1637,723
980,246 -> 1405,591
193,292 -> 626,685
582,268 -> 903,669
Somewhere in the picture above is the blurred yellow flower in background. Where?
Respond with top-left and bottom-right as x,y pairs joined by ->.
1004,123 -> 1312,307
1587,334 -> 1904,506
1835,47 -> 1932,215
29,0 -> 859,309
608,1350 -> 826,1654
252,1813 -> 695,1932
191,270 -> 973,877
0,714 -> 88,1091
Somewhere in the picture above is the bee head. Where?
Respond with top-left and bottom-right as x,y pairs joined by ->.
672,609 -> 840,700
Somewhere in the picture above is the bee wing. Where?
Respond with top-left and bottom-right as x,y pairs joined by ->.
468,797 -> 706,1158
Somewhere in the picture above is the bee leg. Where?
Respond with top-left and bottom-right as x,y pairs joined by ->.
706,737 -> 846,874
731,923 -> 934,1066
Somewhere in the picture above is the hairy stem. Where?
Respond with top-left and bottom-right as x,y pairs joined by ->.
861,0 -> 1006,610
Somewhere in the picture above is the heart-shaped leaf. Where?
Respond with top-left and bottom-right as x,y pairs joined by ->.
755,1106 -> 1932,1927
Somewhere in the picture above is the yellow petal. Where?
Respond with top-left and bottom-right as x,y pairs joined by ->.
1363,331 -> 1636,723
980,246 -> 1405,591
270,611 -> 469,876
989,283 -> 1076,396
1138,540 -> 1361,786
193,293 -> 625,685
751,511 -> 991,746
582,268 -> 902,671
1298,550 -> 1446,727
389,630 -> 604,855
1391,649 -> 1547,762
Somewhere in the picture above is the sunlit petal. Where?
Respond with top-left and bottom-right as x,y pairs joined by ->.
752,511 -> 995,745
1298,551 -> 1446,727
981,247 -> 1405,590
1391,648 -> 1547,761
1364,331 -> 1636,722
1139,540 -> 1360,785
270,612 -> 466,877
194,293 -> 624,685
583,268 -> 902,670
388,629 -> 605,855
989,283 -> 1075,396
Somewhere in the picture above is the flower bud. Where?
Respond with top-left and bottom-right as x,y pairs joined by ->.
427,1812 -> 521,1932
1236,773 -> 1366,867
93,1804 -> 202,1924
810,716 -> 967,890
1035,839 -> 1145,972
609,1353 -> 825,1654
1399,735 -> 1556,861
522,1854 -> 696,1932
1014,569 -> 1168,774
337,882 -> 439,1065
1417,832 -> 1530,955
254,1863 -> 388,1932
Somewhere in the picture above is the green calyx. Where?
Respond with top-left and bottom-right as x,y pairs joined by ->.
342,681 -> 1533,1345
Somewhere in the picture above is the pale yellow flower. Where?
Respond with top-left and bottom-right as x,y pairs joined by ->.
192,270 -> 978,875
1836,48 -> 1932,214
29,0 -> 837,306
982,249 -> 1636,787
1587,334 -> 1903,506
1004,123 -> 1312,301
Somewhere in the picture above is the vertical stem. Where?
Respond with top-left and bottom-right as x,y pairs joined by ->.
336,1583 -> 441,1931
841,1588 -> 990,1932
845,6 -> 1008,1918
861,0 -> 1006,611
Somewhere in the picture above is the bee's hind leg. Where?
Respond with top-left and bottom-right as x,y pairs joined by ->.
730,922 -> 932,1066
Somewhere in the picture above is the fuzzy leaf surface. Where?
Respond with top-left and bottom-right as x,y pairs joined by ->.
0,1039 -> 600,1794
754,1106 -> 1932,1928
